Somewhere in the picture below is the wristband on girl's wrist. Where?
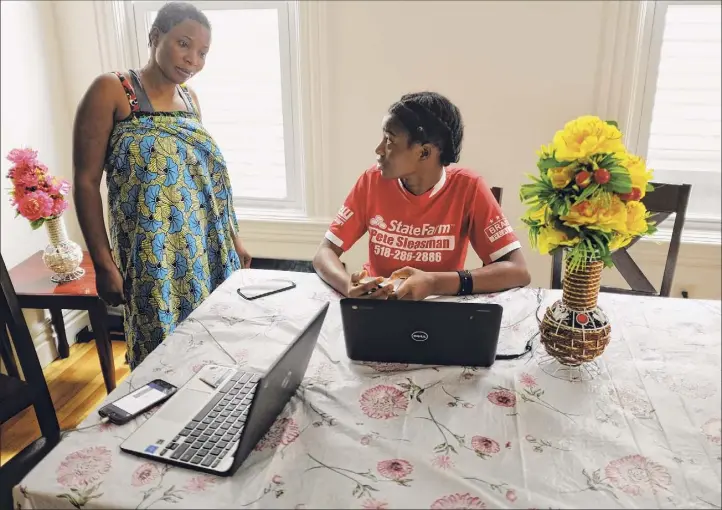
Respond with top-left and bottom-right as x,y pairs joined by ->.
456,270 -> 473,296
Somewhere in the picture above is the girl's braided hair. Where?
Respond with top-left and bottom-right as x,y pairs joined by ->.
388,91 -> 464,166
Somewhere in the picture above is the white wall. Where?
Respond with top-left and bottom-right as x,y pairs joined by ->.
0,1 -> 89,368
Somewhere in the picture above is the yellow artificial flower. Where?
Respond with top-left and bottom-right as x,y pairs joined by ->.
523,202 -> 549,226
619,153 -> 653,199
551,116 -> 626,162
591,195 -> 628,233
561,195 -> 627,233
625,200 -> 649,236
536,226 -> 579,255
536,144 -> 554,159
609,233 -> 633,251
547,166 -> 574,189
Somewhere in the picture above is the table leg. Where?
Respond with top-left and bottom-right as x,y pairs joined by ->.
49,308 -> 69,359
88,300 -> 116,393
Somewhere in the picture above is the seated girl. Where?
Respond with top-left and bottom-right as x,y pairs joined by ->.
313,91 -> 531,300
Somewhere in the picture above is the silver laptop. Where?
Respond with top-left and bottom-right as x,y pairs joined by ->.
120,303 -> 329,476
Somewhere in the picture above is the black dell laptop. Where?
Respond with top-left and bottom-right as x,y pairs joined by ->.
340,299 -> 503,367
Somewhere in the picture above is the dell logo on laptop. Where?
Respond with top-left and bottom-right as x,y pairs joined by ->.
411,331 -> 429,342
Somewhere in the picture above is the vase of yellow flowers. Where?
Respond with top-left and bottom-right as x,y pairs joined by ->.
521,116 -> 656,368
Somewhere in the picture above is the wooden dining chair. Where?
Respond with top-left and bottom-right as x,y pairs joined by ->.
491,186 -> 503,206
0,253 -> 61,509
550,182 -> 692,297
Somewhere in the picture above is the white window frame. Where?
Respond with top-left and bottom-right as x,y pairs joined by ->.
610,0 -> 721,244
128,0 -> 306,215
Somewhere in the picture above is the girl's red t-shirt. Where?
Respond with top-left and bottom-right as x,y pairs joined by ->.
325,166 -> 521,277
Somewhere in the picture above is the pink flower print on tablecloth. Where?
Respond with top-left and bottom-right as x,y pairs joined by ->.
56,446 -> 112,488
605,455 -> 672,496
487,389 -> 516,408
362,499 -> 389,509
359,384 -> 409,419
432,455 -> 454,470
360,435 -> 372,446
184,474 -> 218,492
471,436 -> 500,459
254,417 -> 300,451
377,459 -> 413,481
131,462 -> 160,487
702,418 -> 721,444
505,489 -> 517,502
519,372 -> 537,388
431,492 -> 486,509
191,360 -> 216,373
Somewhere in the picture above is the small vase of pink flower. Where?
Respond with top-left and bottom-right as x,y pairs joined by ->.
6,148 -> 84,282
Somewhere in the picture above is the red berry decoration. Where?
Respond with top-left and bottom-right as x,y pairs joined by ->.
594,168 -> 610,184
576,313 -> 589,325
620,187 -> 642,202
575,171 -> 591,188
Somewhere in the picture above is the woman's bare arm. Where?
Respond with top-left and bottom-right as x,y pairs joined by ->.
72,74 -> 124,273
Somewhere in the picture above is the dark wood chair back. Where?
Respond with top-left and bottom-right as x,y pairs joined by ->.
491,186 -> 503,206
551,182 -> 691,297
1,253 -> 60,508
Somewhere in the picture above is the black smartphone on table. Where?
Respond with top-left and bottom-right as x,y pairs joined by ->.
237,279 -> 296,300
98,379 -> 177,425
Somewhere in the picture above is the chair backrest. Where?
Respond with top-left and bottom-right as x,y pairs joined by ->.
550,182 -> 691,297
491,186 -> 503,206
1,253 -> 60,507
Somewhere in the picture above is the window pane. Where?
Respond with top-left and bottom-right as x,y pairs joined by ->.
646,4 -> 722,220
147,8 -> 288,200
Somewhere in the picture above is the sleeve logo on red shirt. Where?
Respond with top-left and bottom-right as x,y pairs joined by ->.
484,215 -> 513,243
333,205 -> 354,226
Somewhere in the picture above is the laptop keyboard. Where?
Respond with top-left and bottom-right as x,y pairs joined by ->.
159,371 -> 259,469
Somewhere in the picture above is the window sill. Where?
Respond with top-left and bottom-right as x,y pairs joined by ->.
235,211 -> 331,244
649,227 -> 721,246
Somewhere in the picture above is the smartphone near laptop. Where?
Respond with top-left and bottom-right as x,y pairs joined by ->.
360,276 -> 403,295
99,380 -> 178,425
237,279 -> 296,300
118,302 -> 329,476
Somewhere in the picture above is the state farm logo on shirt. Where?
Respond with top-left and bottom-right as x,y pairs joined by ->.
333,205 -> 354,226
369,215 -> 387,229
484,215 -> 513,243
368,215 -> 455,251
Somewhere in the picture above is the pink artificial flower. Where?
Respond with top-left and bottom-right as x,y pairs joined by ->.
11,166 -> 40,189
7,147 -> 38,167
51,197 -> 68,217
17,191 -> 54,221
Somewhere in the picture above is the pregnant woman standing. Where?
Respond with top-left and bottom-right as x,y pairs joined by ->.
73,2 -> 251,368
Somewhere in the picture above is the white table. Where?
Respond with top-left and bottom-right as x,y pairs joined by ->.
13,269 -> 722,509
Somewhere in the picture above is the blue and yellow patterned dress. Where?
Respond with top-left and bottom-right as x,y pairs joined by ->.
106,71 -> 241,369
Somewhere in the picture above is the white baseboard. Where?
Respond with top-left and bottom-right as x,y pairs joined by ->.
33,309 -> 91,368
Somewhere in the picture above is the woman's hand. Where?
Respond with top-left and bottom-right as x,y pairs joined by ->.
347,270 -> 395,299
390,267 -> 437,301
233,236 -> 252,268
96,265 -> 127,307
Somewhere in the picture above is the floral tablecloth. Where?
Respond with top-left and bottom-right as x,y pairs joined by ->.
13,269 -> 722,509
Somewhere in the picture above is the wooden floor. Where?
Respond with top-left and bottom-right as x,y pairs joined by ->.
0,341 -> 130,464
